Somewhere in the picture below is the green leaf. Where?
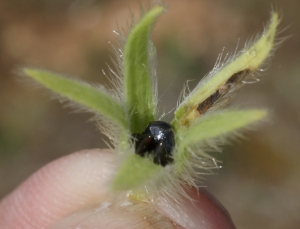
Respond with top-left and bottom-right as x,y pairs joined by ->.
123,5 -> 164,133
24,68 -> 128,130
172,12 -> 279,130
175,109 -> 267,173
111,154 -> 162,191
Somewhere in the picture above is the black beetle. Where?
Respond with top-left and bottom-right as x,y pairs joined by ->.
133,121 -> 175,166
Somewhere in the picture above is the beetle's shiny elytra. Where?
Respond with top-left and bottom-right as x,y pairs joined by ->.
133,121 -> 175,166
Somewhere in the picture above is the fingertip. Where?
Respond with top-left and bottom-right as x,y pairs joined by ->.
0,149 -> 236,229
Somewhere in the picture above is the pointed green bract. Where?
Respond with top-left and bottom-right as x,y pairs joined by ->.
24,68 -> 128,130
174,109 -> 267,173
172,12 -> 279,130
123,5 -> 164,133
111,154 -> 162,191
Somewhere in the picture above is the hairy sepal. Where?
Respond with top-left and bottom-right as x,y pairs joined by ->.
172,12 -> 279,130
175,109 -> 267,174
123,5 -> 164,134
111,153 -> 163,191
24,68 -> 128,133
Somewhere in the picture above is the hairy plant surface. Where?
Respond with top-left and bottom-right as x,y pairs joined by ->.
24,4 -> 280,201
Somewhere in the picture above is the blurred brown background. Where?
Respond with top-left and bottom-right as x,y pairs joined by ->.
0,0 -> 299,228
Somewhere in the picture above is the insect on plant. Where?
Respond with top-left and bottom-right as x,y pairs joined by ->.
23,4 -> 280,201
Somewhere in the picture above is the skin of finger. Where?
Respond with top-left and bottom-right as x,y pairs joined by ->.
49,202 -> 179,229
0,149 -> 118,229
50,189 -> 236,229
155,188 -> 236,229
0,149 -> 236,229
